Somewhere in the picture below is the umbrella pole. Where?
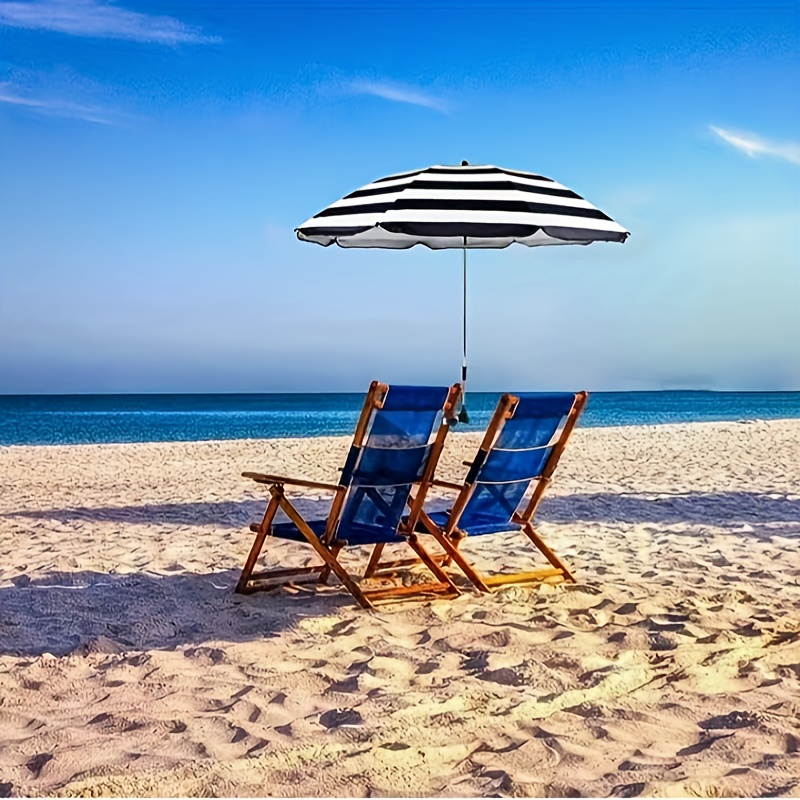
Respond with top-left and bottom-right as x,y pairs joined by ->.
458,237 -> 470,424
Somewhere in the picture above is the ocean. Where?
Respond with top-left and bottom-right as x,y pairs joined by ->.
1,391 -> 799,447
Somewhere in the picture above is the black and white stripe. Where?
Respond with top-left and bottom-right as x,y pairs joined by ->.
296,164 -> 629,249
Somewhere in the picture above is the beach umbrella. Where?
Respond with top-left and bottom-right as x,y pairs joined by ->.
295,162 -> 629,421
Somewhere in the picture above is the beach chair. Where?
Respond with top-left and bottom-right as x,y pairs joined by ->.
236,381 -> 463,609
367,391 -> 587,592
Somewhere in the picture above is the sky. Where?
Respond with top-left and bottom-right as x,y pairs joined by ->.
1,0 -> 799,394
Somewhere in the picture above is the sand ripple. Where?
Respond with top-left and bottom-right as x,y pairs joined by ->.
1,420 -> 799,797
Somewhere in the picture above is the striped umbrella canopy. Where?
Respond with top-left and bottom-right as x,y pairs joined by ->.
295,162 -> 629,420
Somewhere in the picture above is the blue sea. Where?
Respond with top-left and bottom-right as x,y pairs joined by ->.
0,391 -> 798,446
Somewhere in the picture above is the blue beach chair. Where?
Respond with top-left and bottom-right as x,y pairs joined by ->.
369,392 -> 588,592
236,381 -> 462,609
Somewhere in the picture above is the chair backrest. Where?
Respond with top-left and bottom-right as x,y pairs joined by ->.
449,391 -> 587,536
332,382 -> 461,545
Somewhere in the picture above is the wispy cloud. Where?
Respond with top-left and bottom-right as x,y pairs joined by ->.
0,84 -> 115,123
0,69 -> 140,125
710,125 -> 800,165
349,79 -> 450,113
0,0 -> 220,44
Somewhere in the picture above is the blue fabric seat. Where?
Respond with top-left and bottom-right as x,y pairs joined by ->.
238,381 -> 462,608
271,515 -> 421,545
456,392 -> 577,537
424,510 -> 523,538
412,391 -> 589,592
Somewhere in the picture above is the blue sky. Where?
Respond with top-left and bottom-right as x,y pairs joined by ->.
1,0 -> 798,393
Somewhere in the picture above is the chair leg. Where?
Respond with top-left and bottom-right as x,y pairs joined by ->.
364,543 -> 386,578
423,526 -> 491,593
276,492 -> 374,610
521,521 -> 576,583
365,551 -> 450,577
358,533 -> 459,604
236,493 -> 281,593
405,533 -> 458,592
318,544 -> 343,585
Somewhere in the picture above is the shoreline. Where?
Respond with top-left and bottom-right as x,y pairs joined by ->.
1,420 -> 798,796
1,413 -> 798,451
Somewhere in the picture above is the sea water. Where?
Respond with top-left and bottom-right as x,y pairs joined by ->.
1,391 -> 798,446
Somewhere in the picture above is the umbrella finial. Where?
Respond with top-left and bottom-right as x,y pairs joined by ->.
461,160 -> 469,166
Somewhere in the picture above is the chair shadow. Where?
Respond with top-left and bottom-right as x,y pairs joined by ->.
1,500 -> 269,528
4,490 -> 799,531
537,490 -> 800,531
0,567 -> 354,659
2,489 -> 796,659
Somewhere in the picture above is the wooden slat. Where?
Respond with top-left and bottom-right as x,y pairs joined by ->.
368,553 -> 448,574
363,582 -> 458,601
404,383 -> 461,534
406,534 -> 460,593
520,520 -> 576,582
418,520 -> 490,593
518,390 -> 588,522
249,565 -> 325,580
431,479 -> 463,491
236,492 -> 281,593
363,542 -> 386,578
352,380 -> 387,444
242,472 -> 340,492
482,567 -> 563,586
275,488 -> 374,610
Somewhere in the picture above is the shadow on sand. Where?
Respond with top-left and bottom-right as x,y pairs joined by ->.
539,490 -> 800,529
0,567 -> 354,658
3,490 -> 797,659
4,491 -> 799,531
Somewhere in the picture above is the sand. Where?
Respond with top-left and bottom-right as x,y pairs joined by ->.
0,420 -> 798,798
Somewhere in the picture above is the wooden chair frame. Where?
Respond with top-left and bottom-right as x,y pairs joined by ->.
366,391 -> 588,593
236,381 -> 463,609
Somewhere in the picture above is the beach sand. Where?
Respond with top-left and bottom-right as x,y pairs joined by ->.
1,420 -> 798,797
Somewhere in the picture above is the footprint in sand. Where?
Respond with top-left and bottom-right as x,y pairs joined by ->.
325,656 -> 378,694
325,619 -> 359,638
478,667 -> 524,687
676,732 -> 734,756
461,651 -> 490,673
326,675 -> 361,694
618,754 -> 680,772
318,708 -> 364,729
166,720 -> 188,733
784,734 -> 800,754
699,711 -> 760,730
183,646 -> 228,666
610,781 -> 647,797
648,632 -> 678,651
25,753 -> 53,779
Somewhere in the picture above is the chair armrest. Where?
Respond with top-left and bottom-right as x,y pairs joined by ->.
242,472 -> 341,492
431,479 -> 463,492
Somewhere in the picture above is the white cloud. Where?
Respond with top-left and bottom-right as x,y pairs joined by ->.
349,79 -> 449,113
0,71 -> 142,125
0,0 -> 220,44
710,125 -> 800,165
0,82 -> 116,123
